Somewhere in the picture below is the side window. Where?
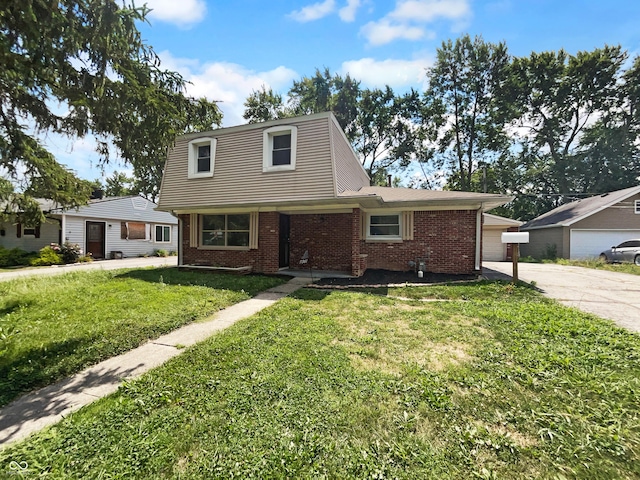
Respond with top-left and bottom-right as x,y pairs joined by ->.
617,241 -> 633,248
263,126 -> 297,172
367,213 -> 401,240
155,225 -> 171,243
635,200 -> 640,214
188,137 -> 216,178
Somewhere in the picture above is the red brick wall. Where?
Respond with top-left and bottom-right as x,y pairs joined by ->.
179,209 -> 479,276
179,212 -> 280,274
361,210 -> 478,274
289,212 -> 353,272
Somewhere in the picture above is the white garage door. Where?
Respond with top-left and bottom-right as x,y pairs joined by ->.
483,229 -> 506,261
570,229 -> 640,259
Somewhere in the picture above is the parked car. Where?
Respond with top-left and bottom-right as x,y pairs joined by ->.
599,239 -> 640,265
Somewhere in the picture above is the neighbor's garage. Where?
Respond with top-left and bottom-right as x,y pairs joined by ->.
482,213 -> 523,262
570,229 -> 640,259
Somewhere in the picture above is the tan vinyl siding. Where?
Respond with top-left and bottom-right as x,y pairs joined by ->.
331,118 -> 370,193
159,117 -> 336,209
521,227 -> 565,259
572,195 -> 640,229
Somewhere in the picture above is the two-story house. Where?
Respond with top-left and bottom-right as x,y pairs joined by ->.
157,112 -> 512,276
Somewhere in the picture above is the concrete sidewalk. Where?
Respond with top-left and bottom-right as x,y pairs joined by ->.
0,276 -> 310,446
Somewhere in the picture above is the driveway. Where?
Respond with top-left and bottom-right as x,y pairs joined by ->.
483,261 -> 640,333
0,256 -> 177,282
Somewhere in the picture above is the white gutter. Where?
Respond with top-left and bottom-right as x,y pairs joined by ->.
475,208 -> 482,271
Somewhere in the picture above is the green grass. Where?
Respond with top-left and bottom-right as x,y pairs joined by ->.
0,268 -> 285,406
2,281 -> 639,478
550,258 -> 640,275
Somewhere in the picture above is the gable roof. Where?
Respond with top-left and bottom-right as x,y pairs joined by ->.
339,186 -> 512,211
48,196 -> 177,224
522,185 -> 640,230
483,213 -> 523,227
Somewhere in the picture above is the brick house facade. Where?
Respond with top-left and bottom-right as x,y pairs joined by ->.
159,113 -> 512,277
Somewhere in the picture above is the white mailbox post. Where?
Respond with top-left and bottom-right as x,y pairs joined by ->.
501,232 -> 529,282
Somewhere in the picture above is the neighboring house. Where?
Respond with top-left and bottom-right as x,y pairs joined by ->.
157,112 -> 512,276
520,185 -> 640,260
482,213 -> 523,262
0,196 -> 178,259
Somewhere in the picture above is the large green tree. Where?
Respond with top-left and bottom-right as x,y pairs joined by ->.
508,46 -> 632,212
422,34 -> 514,191
0,0 -> 221,224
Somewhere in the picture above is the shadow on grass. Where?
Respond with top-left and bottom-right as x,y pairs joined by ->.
0,361 -> 145,444
114,268 -> 285,295
0,338 -> 92,407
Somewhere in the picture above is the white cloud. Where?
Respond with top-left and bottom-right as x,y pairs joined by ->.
389,0 -> 470,22
361,0 -> 471,46
339,0 -> 362,22
341,57 -> 431,89
158,51 -> 298,126
361,19 -> 426,46
144,0 -> 207,27
288,0 -> 336,22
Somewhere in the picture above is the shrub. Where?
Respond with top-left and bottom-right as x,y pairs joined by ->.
77,255 -> 94,263
0,247 -> 33,267
59,243 -> 83,264
542,243 -> 558,260
154,249 -> 168,257
30,245 -> 63,266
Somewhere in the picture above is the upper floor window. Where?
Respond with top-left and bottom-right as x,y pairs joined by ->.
263,125 -> 297,172
188,137 -> 216,178
635,200 -> 640,214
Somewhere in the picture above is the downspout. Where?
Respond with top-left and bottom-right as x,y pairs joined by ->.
475,207 -> 482,271
61,214 -> 66,244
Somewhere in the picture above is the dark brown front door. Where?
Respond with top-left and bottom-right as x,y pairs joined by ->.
279,214 -> 290,268
86,221 -> 105,259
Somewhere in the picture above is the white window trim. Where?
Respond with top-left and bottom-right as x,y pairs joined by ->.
263,125 -> 297,172
188,137 -> 216,179
154,224 -> 172,243
635,200 -> 640,214
366,211 -> 402,241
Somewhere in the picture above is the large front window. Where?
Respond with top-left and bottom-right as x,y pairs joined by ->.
202,214 -> 250,247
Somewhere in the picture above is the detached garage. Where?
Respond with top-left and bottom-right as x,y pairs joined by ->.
521,185 -> 640,260
482,213 -> 522,261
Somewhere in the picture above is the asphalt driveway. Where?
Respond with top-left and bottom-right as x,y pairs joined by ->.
483,261 -> 640,333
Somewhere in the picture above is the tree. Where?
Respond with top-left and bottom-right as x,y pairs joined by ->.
422,35 -> 514,191
243,86 -> 287,123
509,46 -> 628,210
353,87 -> 423,179
280,68 -> 361,140
0,0 -> 221,225
105,171 -> 134,197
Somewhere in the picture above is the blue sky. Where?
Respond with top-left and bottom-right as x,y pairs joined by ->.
54,0 -> 640,181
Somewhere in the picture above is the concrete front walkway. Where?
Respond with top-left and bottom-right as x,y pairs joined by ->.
483,261 -> 640,332
0,276 -> 310,446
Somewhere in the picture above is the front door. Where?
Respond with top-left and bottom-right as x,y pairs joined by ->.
279,214 -> 290,268
86,221 -> 106,259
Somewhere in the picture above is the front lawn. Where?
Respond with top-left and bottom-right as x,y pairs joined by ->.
2,282 -> 639,478
0,268 -> 285,406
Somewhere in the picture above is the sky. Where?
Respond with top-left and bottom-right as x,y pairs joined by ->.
52,0 -> 640,182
